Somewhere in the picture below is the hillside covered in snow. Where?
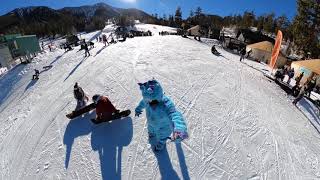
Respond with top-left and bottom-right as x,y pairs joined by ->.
1,24 -> 320,179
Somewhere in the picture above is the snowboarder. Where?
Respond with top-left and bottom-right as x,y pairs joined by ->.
32,69 -> 40,80
84,43 -> 90,57
135,79 -> 188,151
211,45 -> 220,55
73,82 -> 89,110
239,47 -> 246,62
91,94 -> 120,123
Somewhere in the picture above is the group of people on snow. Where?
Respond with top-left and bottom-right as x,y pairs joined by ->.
275,65 -> 318,105
71,79 -> 188,151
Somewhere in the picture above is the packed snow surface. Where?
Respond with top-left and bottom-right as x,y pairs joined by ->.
1,24 -> 320,179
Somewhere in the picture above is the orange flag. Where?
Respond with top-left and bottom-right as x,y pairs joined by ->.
270,30 -> 283,70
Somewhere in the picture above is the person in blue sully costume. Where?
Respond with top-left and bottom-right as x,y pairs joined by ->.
135,79 -> 188,151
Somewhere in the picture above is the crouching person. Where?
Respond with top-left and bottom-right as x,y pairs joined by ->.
91,94 -> 119,124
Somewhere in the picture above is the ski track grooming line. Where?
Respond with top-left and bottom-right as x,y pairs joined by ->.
2,32 -> 320,179
127,117 -> 147,180
4,51 -> 111,178
183,74 -> 213,119
21,102 -> 70,176
9,100 -> 69,178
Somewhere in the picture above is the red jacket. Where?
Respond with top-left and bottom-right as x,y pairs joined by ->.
96,96 -> 117,120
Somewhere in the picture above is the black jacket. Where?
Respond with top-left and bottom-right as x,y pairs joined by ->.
74,87 -> 85,100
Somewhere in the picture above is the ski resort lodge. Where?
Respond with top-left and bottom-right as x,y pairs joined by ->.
0,34 -> 40,68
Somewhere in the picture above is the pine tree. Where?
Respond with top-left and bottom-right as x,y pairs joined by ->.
190,10 -> 194,17
292,0 -> 320,58
241,11 -> 255,28
195,7 -> 202,17
263,13 -> 275,33
175,6 -> 182,28
256,15 -> 264,31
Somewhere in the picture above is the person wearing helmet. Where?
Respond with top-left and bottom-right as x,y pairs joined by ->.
73,82 -> 88,110
92,94 -> 119,123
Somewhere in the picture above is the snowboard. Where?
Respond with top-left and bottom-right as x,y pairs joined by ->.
91,110 -> 131,124
66,103 -> 96,119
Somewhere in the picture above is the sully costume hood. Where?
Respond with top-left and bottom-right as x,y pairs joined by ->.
138,79 -> 164,104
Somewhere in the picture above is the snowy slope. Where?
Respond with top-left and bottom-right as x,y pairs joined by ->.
1,25 -> 320,179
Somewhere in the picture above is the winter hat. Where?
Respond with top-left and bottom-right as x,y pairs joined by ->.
92,94 -> 101,104
74,82 -> 78,89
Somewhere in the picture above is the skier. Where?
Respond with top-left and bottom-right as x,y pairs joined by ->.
84,43 -> 90,57
32,69 -> 40,80
91,94 -> 120,123
135,79 -> 188,151
73,82 -> 89,110
239,47 -> 246,62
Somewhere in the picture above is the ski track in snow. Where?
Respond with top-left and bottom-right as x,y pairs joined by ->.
1,25 -> 320,179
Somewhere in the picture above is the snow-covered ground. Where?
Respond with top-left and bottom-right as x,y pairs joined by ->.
1,24 -> 320,179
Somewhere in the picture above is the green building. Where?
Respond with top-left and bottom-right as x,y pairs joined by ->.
0,34 -> 41,68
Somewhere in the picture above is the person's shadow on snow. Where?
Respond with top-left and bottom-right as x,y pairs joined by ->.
63,111 -> 95,169
91,117 -> 133,180
63,111 -> 133,180
154,143 -> 190,180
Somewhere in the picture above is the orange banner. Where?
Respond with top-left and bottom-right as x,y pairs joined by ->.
270,30 -> 283,70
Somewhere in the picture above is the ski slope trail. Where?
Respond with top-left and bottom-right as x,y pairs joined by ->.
1,34 -> 320,179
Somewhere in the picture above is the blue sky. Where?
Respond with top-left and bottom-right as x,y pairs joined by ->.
1,0 -> 297,20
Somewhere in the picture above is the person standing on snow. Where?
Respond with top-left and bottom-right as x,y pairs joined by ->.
287,68 -> 295,84
305,77 -> 316,97
239,47 -> 246,62
84,43 -> 90,57
91,94 -> 120,124
295,72 -> 304,85
73,82 -> 89,110
293,84 -> 308,105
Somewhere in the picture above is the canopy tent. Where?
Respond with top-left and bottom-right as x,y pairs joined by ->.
246,41 -> 287,68
247,41 -> 273,52
291,59 -> 320,75
187,25 -> 201,36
